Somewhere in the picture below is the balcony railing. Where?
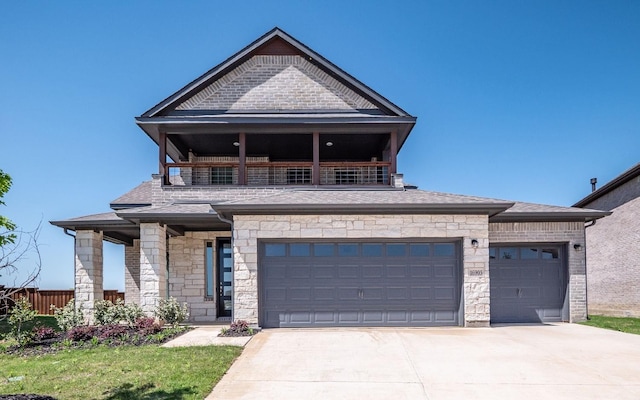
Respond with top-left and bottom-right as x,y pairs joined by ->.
166,162 -> 391,186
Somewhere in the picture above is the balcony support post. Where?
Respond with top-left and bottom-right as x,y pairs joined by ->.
390,130 -> 398,175
159,131 -> 168,185
238,132 -> 246,185
312,132 -> 320,185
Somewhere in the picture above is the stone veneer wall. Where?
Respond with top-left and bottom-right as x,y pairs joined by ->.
75,230 -> 104,323
124,239 -> 140,305
168,231 -> 231,323
489,221 -> 587,322
584,197 -> 640,317
232,214 -> 490,327
139,223 -> 167,315
150,174 -> 285,205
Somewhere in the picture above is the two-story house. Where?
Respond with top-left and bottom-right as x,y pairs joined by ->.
51,28 -> 608,328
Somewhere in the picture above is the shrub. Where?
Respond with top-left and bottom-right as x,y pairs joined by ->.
94,298 -> 144,326
33,325 -> 56,341
97,324 -> 129,340
67,325 -> 99,342
154,297 -> 189,327
8,296 -> 37,345
220,320 -> 255,337
135,317 -> 162,335
51,299 -> 85,332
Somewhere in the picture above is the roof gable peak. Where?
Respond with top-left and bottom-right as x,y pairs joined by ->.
140,27 -> 412,118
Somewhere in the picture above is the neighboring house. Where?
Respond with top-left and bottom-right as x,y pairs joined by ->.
574,163 -> 640,317
51,28 -> 608,328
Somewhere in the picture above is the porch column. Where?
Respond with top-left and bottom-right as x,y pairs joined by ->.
238,132 -> 246,185
124,239 -> 141,305
159,131 -> 168,185
75,230 -> 104,324
139,223 -> 167,315
312,132 -> 320,185
390,130 -> 398,175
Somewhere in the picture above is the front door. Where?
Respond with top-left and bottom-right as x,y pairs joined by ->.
217,238 -> 233,318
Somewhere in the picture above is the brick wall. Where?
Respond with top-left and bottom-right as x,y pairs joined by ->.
176,55 -> 376,111
489,221 -> 587,322
584,176 -> 640,211
584,196 -> 640,317
232,214 -> 490,327
168,231 -> 231,323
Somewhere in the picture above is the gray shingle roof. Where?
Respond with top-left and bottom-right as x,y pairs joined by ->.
573,162 -> 640,208
110,181 -> 152,209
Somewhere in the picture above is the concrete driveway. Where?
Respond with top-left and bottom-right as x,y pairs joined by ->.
208,324 -> 640,399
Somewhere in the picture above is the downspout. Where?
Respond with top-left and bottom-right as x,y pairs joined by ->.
582,218 -> 596,320
215,209 -> 234,322
63,229 -> 77,312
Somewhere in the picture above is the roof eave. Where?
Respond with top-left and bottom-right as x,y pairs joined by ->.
490,211 -> 611,223
573,163 -> 640,207
213,202 -> 514,217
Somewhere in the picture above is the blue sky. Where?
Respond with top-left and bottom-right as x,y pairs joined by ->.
1,1 -> 639,290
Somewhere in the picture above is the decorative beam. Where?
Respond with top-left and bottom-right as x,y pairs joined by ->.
238,132 -> 246,185
312,132 -> 320,185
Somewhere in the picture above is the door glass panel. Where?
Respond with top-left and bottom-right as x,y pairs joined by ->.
521,248 -> 539,259
541,248 -> 559,259
489,248 -> 497,259
338,244 -> 358,257
362,244 -> 383,257
218,239 -> 233,317
410,244 -> 430,257
290,243 -> 310,257
265,243 -> 286,257
314,244 -> 334,256
434,243 -> 455,257
500,248 -> 518,260
387,244 -> 406,257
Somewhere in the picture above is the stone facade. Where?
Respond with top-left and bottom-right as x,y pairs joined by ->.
177,55 -> 376,111
124,239 -> 140,305
232,214 -> 490,327
583,182 -> 640,316
139,223 -> 167,314
489,221 -> 587,322
168,231 -> 231,322
75,230 -> 104,323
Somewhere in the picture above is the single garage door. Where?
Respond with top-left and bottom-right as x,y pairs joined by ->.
260,241 -> 461,328
490,245 -> 567,323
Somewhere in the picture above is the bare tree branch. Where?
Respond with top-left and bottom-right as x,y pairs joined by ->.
0,221 -> 42,319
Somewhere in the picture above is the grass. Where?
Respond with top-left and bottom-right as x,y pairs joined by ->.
580,315 -> 640,335
0,315 -> 59,336
0,344 -> 243,399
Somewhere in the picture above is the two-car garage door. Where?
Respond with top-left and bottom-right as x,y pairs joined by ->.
259,241 -> 461,328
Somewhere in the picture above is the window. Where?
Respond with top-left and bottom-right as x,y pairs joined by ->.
265,243 -> 286,257
434,243 -> 455,257
387,244 -> 406,257
205,242 -> 214,297
210,167 -> 233,185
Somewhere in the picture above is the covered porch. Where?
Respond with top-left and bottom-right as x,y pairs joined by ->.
50,205 -> 230,323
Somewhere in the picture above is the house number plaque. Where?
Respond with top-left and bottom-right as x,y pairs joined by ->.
468,269 -> 484,277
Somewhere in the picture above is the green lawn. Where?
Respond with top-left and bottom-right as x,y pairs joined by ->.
0,315 -> 59,336
580,315 -> 640,335
0,345 -> 242,399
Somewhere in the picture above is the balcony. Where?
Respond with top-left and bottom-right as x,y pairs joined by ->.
166,161 -> 391,186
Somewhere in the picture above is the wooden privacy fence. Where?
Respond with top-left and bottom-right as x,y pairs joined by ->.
0,287 -> 124,315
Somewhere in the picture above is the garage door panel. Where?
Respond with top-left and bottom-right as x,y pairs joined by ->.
410,265 -> 432,278
261,241 -> 460,328
362,265 -> 384,278
338,265 -> 359,278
